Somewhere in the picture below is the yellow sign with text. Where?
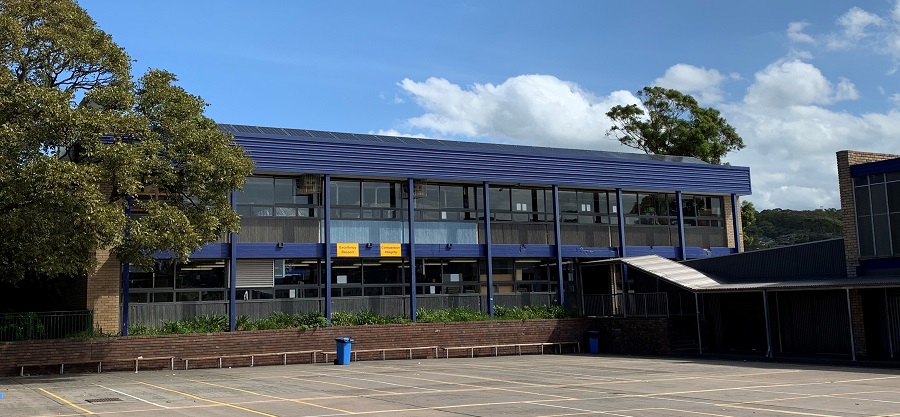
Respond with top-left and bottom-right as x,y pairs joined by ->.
380,243 -> 401,257
336,243 -> 359,257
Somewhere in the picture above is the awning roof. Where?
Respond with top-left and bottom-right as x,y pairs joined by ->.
599,255 -> 900,293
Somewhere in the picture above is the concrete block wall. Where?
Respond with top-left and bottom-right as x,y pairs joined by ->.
836,150 -> 899,277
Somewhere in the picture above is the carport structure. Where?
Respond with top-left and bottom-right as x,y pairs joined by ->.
598,239 -> 900,362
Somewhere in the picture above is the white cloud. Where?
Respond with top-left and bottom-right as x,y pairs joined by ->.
743,60 -> 858,109
889,93 -> 900,106
397,75 -> 640,149
822,3 -> 900,62
787,21 -> 815,43
652,64 -> 727,104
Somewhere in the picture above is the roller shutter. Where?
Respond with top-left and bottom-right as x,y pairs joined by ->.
236,259 -> 274,288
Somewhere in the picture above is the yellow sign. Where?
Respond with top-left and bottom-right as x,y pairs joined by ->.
336,243 -> 359,257
380,243 -> 402,257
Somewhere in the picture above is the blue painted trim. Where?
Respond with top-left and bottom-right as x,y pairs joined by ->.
676,191 -> 687,260
860,257 -> 900,269
408,178 -> 417,322
152,243 -> 230,259
552,185 -> 564,307
484,181 -> 494,318
561,246 -> 619,258
122,196 -> 132,336
324,175 -> 332,323
233,133 -> 752,195
732,194 -> 742,252
850,156 -> 900,177
229,191 -> 237,332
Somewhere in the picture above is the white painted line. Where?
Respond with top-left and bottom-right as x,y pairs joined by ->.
330,374 -> 442,391
95,384 -> 170,409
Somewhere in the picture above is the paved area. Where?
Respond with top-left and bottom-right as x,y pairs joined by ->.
1,354 -> 899,416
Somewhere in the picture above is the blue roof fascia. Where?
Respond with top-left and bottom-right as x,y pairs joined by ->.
232,131 -> 752,195
850,157 -> 900,177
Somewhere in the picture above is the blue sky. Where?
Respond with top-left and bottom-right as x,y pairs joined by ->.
79,0 -> 900,210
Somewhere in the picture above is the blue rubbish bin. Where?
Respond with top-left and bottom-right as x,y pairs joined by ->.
335,337 -> 354,365
586,331 -> 599,354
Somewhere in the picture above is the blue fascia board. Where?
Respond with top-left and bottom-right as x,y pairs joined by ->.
860,257 -> 900,270
233,133 -> 751,195
170,242 -> 735,260
850,157 -> 900,177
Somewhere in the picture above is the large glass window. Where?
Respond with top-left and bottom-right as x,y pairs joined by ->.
855,171 -> 900,258
128,260 -> 226,303
331,180 -> 401,219
414,184 -> 482,222
237,176 -> 320,218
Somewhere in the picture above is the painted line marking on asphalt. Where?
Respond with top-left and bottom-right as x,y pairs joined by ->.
38,388 -> 95,415
323,374 -> 442,391
279,375 -> 397,394
189,379 -> 355,414
94,384 -> 170,409
134,381 -> 279,417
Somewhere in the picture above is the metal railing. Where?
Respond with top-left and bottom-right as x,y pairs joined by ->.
582,293 -> 669,317
0,311 -> 94,341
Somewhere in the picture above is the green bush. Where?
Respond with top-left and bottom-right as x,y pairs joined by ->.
416,307 -> 489,323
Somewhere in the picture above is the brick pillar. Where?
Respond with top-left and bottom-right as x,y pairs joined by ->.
87,248 -> 121,334
849,289 -> 867,357
723,196 -> 741,251
836,150 -> 899,277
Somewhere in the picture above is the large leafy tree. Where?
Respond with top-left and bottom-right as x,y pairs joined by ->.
0,0 -> 253,284
606,86 -> 744,164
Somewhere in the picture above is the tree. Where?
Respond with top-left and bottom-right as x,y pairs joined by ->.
0,0 -> 254,284
606,86 -> 744,164
741,200 -> 757,248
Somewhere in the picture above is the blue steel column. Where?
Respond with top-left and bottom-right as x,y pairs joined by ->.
121,196 -> 132,336
229,191 -> 237,332
731,194 -> 742,253
552,185 -> 564,308
324,175 -> 333,324
616,188 -> 628,317
407,178 -> 417,322
483,182 -> 495,318
676,191 -> 687,260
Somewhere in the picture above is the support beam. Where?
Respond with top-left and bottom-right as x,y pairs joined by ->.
408,178 -> 417,322
731,194 -> 742,253
763,290 -> 772,358
121,196 -> 132,336
676,191 -> 687,260
695,292 -> 702,354
483,182 -> 494,318
552,185 -> 564,308
324,175 -> 332,324
616,188 -> 628,317
846,288 -> 856,361
228,191 -> 237,332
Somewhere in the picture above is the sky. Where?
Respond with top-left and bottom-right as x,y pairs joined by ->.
78,0 -> 900,210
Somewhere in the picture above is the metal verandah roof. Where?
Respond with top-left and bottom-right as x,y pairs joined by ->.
601,255 -> 900,293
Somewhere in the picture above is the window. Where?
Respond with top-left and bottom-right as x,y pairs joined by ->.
855,171 -> 900,258
414,184 -> 482,222
237,176 -> 320,218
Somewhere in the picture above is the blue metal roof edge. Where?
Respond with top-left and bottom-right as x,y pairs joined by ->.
850,156 -> 900,177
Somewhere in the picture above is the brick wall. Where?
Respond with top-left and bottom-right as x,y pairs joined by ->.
0,319 -> 596,376
724,195 -> 741,251
848,289 -> 867,357
590,317 -> 670,355
87,249 -> 120,334
836,150 -> 899,277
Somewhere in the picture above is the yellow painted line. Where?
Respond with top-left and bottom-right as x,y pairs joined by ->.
38,388 -> 95,415
190,379 -> 355,414
279,375 -> 396,394
134,381 -> 279,417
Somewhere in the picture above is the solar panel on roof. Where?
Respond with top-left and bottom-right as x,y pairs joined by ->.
331,132 -> 358,140
354,134 -> 381,142
375,135 -> 406,143
258,127 -> 284,135
305,130 -> 337,139
284,128 -> 314,137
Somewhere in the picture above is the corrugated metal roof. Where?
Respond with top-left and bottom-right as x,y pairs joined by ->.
218,123 -> 709,164
600,254 -> 900,293
683,239 -> 847,282
217,124 -> 752,195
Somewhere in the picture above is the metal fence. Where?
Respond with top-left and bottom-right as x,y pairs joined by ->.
0,311 -> 94,341
582,292 -> 669,317
128,292 -> 557,326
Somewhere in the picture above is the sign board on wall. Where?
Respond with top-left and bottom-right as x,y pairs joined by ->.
380,243 -> 401,257
336,243 -> 359,257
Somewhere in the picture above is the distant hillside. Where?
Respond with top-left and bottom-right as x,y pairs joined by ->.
745,208 -> 842,250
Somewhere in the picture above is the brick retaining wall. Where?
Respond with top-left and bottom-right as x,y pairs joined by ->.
0,317 -> 673,376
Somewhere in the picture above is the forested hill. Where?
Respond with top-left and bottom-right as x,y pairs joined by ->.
744,208 -> 843,250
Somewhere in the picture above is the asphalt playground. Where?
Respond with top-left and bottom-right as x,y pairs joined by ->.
1,354 -> 899,417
